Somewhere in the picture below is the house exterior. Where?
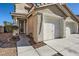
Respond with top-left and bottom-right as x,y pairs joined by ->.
11,3 -> 79,43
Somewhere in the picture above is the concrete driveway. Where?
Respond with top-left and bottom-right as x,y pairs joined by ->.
17,34 -> 79,56
44,34 -> 79,56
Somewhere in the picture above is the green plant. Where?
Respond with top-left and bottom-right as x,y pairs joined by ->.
4,21 -> 13,33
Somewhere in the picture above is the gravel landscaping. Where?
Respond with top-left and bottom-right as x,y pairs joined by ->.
0,33 -> 17,56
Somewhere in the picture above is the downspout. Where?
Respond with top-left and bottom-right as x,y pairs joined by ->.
39,14 -> 43,34
78,24 -> 79,34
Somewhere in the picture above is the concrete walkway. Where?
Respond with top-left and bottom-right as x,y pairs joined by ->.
17,34 -> 30,46
17,34 -> 39,56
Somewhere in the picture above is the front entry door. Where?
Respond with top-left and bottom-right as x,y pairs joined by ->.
19,20 -> 24,34
44,23 -> 54,41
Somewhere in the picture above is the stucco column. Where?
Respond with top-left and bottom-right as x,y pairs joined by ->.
24,20 -> 25,33
26,19 -> 29,35
14,17 -> 19,26
14,17 -> 19,34
78,23 -> 79,34
75,22 -> 78,34
59,18 -> 65,38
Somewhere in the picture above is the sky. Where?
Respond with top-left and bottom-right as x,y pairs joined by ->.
67,3 -> 79,15
0,3 -> 14,26
0,3 -> 79,26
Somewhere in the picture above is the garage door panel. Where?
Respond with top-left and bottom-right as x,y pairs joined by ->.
44,23 -> 55,41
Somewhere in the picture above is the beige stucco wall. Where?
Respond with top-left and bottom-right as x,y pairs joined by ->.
28,16 -> 34,34
27,14 -> 38,42
25,20 -> 28,35
15,4 -> 28,14
36,14 -> 43,42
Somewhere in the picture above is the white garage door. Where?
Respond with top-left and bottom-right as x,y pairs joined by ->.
66,27 -> 71,37
44,23 -> 55,41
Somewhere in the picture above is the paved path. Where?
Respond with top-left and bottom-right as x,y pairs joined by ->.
17,34 -> 39,56
17,34 -> 30,47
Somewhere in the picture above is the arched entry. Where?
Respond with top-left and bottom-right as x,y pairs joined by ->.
18,18 -> 26,34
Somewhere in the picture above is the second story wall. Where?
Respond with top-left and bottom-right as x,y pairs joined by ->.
15,3 -> 28,14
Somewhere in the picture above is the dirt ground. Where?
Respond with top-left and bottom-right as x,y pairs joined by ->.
0,33 -> 17,56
